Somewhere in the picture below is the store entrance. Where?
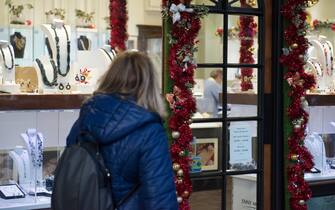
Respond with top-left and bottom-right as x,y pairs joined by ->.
184,1 -> 265,209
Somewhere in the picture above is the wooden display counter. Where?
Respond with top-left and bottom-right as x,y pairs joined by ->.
0,94 -> 90,110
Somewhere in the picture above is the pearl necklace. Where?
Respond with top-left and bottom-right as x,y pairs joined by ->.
35,58 -> 58,86
51,24 -> 71,77
0,46 -> 14,70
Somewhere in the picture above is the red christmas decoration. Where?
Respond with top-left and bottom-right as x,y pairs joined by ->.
109,0 -> 128,51
239,0 -> 257,91
162,0 -> 207,209
280,0 -> 316,209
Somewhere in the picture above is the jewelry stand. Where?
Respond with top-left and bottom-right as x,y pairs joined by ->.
305,133 -> 327,173
41,20 -> 73,93
9,147 -> 31,186
0,40 -> 20,93
34,55 -> 58,94
20,129 -> 50,196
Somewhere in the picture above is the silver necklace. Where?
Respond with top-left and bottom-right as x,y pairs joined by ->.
27,132 -> 43,168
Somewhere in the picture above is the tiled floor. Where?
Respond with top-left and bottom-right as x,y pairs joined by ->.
190,190 -> 221,210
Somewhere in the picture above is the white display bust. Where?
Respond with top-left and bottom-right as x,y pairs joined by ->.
0,40 -> 20,93
40,19 -> 74,91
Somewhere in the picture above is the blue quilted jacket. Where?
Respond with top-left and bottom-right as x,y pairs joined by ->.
67,94 -> 178,210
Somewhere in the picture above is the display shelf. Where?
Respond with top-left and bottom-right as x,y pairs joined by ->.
0,94 -> 90,110
306,94 -> 335,106
0,196 -> 50,210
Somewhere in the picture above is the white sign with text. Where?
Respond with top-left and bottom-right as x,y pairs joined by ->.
229,124 -> 252,164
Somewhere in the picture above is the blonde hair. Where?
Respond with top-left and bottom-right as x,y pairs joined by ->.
95,51 -> 166,118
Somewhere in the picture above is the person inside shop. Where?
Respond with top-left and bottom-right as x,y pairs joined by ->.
204,69 -> 223,117
66,51 -> 178,209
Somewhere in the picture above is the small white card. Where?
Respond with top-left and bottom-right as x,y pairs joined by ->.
229,124 -> 252,164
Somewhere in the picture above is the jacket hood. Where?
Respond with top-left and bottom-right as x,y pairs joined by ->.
78,94 -> 162,144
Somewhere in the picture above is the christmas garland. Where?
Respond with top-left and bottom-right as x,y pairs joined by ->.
312,19 -> 335,31
239,0 -> 258,91
280,0 -> 316,209
109,0 -> 128,51
162,1 -> 207,209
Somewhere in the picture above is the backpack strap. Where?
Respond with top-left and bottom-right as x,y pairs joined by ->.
116,183 -> 140,207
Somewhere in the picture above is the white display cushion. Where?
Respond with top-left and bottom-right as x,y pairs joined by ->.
0,83 -> 20,94
0,195 -> 50,210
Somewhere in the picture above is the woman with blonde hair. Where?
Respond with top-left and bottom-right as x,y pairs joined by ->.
66,51 -> 178,209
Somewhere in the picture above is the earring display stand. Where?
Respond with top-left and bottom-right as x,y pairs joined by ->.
0,40 -> 20,93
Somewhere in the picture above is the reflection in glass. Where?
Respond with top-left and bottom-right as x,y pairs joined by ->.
228,121 -> 258,171
195,14 -> 224,64
227,15 -> 259,64
226,68 -> 258,118
193,68 -> 223,119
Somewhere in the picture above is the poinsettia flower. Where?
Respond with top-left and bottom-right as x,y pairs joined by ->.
215,27 -> 223,36
312,19 -> 319,27
331,23 -> 335,32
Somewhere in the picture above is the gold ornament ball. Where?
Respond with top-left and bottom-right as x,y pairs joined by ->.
177,196 -> 183,203
298,200 -> 306,205
291,43 -> 298,49
177,169 -> 184,177
182,191 -> 190,198
291,154 -> 299,161
179,151 -> 186,157
173,163 -> 181,171
172,131 -> 180,139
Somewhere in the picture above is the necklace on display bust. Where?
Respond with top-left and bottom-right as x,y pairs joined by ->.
325,41 -> 334,73
78,36 -> 91,51
51,24 -> 71,77
322,42 -> 332,76
26,131 -> 43,168
101,48 -> 116,62
35,58 -> 58,87
0,46 -> 14,70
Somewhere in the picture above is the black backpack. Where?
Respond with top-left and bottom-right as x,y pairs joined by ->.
51,132 -> 138,210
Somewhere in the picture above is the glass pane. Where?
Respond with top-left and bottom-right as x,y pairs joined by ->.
308,195 -> 335,210
0,152 -> 14,182
228,0 -> 259,8
193,68 -> 223,119
227,15 -> 259,64
192,0 -> 220,6
227,121 -> 258,171
190,189 -> 222,210
226,174 -> 258,210
191,122 -> 222,173
195,14 -> 224,64
226,68 -> 258,118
